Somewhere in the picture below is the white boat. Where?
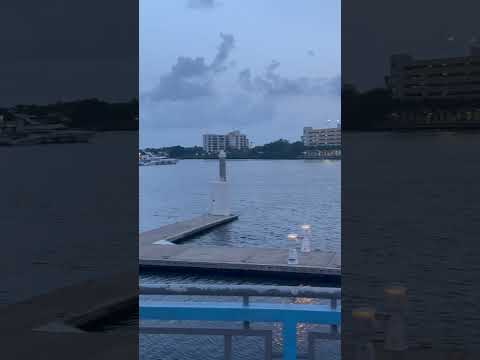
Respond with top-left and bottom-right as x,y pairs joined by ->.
139,152 -> 178,166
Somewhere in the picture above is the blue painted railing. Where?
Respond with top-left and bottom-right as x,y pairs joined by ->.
140,284 -> 341,360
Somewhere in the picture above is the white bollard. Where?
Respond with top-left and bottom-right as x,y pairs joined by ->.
384,285 -> 408,352
300,224 -> 312,253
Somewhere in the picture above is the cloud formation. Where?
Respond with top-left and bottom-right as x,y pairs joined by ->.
211,33 -> 235,72
187,0 -> 220,10
141,34 -> 340,147
238,61 -> 340,97
142,93 -> 274,131
147,33 -> 234,101
307,50 -> 315,56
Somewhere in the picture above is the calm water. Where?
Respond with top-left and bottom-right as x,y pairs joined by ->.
342,131 -> 480,354
1,132 -> 137,305
140,159 -> 340,251
139,159 -> 341,360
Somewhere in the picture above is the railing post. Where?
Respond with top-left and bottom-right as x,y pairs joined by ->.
308,332 -> 315,360
283,319 -> 297,360
265,332 -> 273,360
243,295 -> 250,329
330,298 -> 339,334
224,335 -> 233,360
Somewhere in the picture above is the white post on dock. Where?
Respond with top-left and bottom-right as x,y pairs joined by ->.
209,150 -> 231,216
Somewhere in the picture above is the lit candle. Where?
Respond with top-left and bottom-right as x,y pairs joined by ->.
287,233 -> 298,241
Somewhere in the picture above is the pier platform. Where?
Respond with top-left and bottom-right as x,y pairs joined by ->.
139,244 -> 341,280
140,214 -> 238,246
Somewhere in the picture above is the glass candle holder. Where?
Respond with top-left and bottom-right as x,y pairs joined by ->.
287,233 -> 298,265
300,224 -> 311,253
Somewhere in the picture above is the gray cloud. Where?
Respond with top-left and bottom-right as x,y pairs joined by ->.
149,73 -> 213,102
307,50 -> 315,56
238,62 -> 340,97
211,33 -> 235,72
142,93 -> 275,131
148,33 -> 234,102
238,68 -> 253,91
266,60 -> 281,73
187,0 -> 220,10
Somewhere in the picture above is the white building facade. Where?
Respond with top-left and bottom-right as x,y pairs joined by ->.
302,126 -> 341,147
203,134 -> 226,154
203,131 -> 249,153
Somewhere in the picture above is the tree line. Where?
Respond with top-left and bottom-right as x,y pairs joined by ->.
3,98 -> 138,131
143,139 -> 340,160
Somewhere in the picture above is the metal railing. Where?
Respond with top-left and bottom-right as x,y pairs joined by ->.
140,284 -> 341,360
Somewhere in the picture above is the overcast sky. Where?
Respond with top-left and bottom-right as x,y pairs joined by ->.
140,0 -> 340,147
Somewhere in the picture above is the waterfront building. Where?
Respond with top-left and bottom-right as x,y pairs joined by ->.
203,130 -> 249,153
203,134 -> 226,153
386,46 -> 480,100
226,130 -> 249,151
384,46 -> 480,128
302,125 -> 341,147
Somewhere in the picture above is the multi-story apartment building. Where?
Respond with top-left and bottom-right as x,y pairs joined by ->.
386,46 -> 480,100
203,134 -> 227,153
383,46 -> 480,128
203,131 -> 249,153
226,130 -> 249,151
302,126 -> 341,147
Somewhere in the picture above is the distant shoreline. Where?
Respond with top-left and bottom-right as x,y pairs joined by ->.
170,157 -> 341,160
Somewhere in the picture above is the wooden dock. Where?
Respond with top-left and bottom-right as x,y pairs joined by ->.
140,214 -> 238,246
139,244 -> 341,280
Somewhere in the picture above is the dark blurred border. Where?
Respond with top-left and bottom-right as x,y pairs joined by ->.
0,1 -> 138,360
342,1 -> 480,358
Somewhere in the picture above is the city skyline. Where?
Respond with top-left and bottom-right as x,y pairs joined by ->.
140,122 -> 342,149
140,0 -> 340,148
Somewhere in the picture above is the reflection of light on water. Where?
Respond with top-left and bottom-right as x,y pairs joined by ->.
294,297 -> 314,305
272,322 -> 283,347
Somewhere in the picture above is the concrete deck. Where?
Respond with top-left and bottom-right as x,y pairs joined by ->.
0,272 -> 137,360
140,214 -> 238,246
140,244 -> 341,280
139,215 -> 340,281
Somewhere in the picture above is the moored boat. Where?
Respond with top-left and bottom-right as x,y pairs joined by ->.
139,152 -> 178,166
